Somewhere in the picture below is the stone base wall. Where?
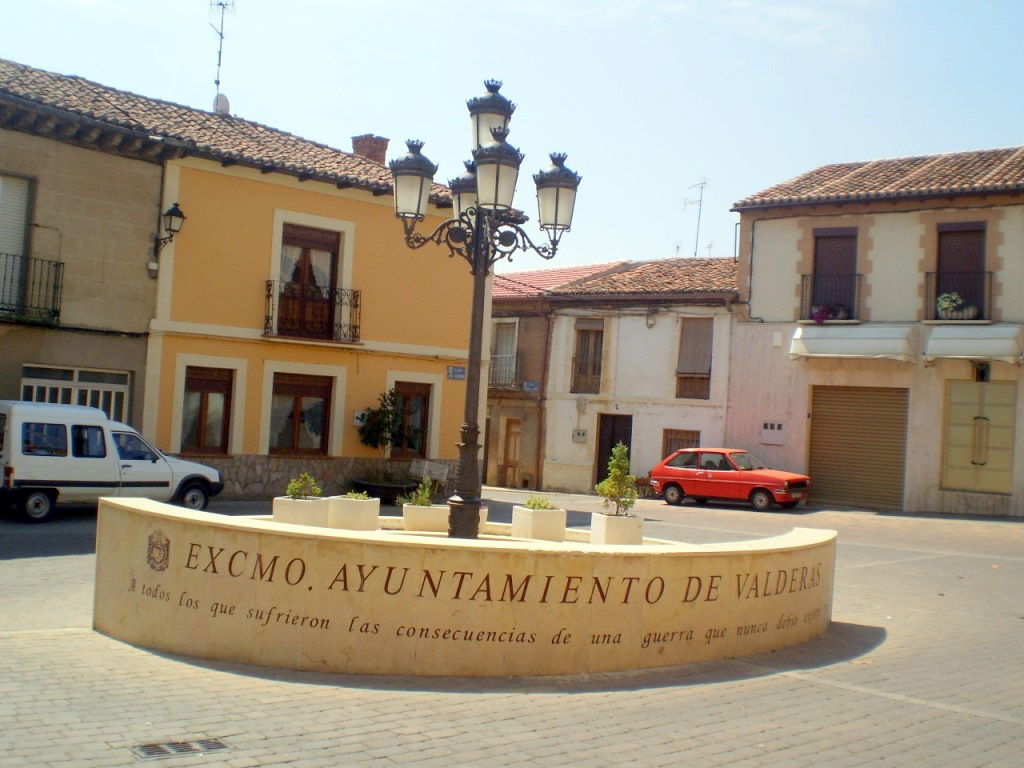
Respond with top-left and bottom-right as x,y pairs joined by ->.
190,455 -> 459,500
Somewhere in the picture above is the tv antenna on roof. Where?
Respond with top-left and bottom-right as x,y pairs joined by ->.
210,1 -> 236,113
682,179 -> 708,258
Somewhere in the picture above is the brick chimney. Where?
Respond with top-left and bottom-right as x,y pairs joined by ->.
351,134 -> 389,165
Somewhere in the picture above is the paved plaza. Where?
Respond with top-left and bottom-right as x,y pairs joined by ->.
1,491 -> 1022,767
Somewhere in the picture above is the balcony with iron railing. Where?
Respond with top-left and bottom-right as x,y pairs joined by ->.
264,280 -> 360,343
925,271 -> 992,321
0,252 -> 63,325
800,273 -> 863,322
489,354 -> 518,388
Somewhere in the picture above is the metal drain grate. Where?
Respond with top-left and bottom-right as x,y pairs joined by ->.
132,739 -> 228,760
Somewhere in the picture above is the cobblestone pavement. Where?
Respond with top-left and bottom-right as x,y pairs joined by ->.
1,492 -> 1022,767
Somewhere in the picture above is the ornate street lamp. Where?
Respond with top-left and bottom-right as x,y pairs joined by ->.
389,80 -> 581,539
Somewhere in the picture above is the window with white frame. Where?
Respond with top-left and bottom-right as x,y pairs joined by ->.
676,318 -> 713,399
21,365 -> 131,422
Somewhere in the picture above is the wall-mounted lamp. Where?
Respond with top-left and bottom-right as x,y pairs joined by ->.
156,202 -> 186,250
148,202 -> 186,278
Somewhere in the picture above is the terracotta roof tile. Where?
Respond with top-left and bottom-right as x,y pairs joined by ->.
734,146 -> 1024,210
492,262 -> 628,298
554,258 -> 737,295
495,258 -> 737,300
0,57 -> 450,202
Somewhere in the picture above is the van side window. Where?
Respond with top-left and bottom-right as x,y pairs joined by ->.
72,425 -> 107,458
113,432 -> 157,462
22,423 -> 68,457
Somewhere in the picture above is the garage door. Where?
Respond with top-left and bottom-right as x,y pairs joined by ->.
809,386 -> 908,510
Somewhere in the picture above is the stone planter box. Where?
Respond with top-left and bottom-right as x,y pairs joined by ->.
402,503 -> 488,533
272,496 -> 329,527
511,505 -> 567,542
326,496 -> 380,531
590,512 -> 643,545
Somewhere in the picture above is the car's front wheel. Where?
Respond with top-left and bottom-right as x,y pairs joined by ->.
20,490 -> 56,522
749,489 -> 774,511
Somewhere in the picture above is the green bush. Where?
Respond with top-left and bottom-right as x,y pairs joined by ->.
285,472 -> 322,499
344,490 -> 371,500
524,495 -> 558,510
397,476 -> 434,507
594,442 -> 638,516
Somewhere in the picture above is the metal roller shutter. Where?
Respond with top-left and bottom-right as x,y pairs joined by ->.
809,386 -> 908,510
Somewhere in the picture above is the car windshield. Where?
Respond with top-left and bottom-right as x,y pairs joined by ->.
729,451 -> 767,470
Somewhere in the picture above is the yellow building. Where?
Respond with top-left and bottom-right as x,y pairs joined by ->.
147,142 -> 472,496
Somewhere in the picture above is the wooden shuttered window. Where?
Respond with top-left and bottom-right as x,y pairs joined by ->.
937,223 -> 985,312
676,318 -> 712,399
812,228 -> 857,314
571,319 -> 604,394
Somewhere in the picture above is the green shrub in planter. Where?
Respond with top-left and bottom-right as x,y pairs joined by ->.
397,476 -> 433,507
286,472 -> 322,500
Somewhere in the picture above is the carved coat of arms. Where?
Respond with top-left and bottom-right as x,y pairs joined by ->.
147,530 -> 170,571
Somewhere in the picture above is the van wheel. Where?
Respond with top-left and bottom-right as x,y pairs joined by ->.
21,490 -> 55,522
177,483 -> 209,511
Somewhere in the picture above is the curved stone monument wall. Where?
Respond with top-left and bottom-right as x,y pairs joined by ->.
94,499 -> 837,677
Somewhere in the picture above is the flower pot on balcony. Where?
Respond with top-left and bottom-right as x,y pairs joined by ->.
511,505 -> 567,542
590,512 -> 644,545
402,503 -> 488,532
938,306 -> 978,320
272,496 -> 330,527
326,495 -> 380,531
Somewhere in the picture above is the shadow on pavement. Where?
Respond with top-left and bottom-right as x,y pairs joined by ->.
142,621 -> 886,694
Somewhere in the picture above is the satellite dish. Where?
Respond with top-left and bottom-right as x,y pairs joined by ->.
213,93 -> 231,114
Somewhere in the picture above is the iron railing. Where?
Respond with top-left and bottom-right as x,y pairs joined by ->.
264,280 -> 360,343
489,354 -> 517,388
800,273 -> 863,321
0,251 -> 63,324
925,271 -> 991,321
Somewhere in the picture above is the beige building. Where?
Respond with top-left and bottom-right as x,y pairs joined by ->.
728,147 -> 1024,516
0,58 -> 174,424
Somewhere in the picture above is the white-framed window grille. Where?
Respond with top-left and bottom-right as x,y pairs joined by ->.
21,364 -> 131,422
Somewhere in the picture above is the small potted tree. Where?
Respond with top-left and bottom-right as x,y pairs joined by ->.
353,389 -> 417,503
272,472 -> 329,527
326,489 -> 380,531
592,442 -> 643,545
511,495 -> 567,542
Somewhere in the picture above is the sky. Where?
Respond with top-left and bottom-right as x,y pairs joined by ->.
3,0 -> 1023,273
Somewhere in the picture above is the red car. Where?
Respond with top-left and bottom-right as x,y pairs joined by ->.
648,448 -> 810,511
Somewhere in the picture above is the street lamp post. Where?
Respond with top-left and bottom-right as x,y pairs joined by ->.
389,80 -> 581,539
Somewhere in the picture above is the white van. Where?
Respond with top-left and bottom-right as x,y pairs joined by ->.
0,400 -> 223,522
